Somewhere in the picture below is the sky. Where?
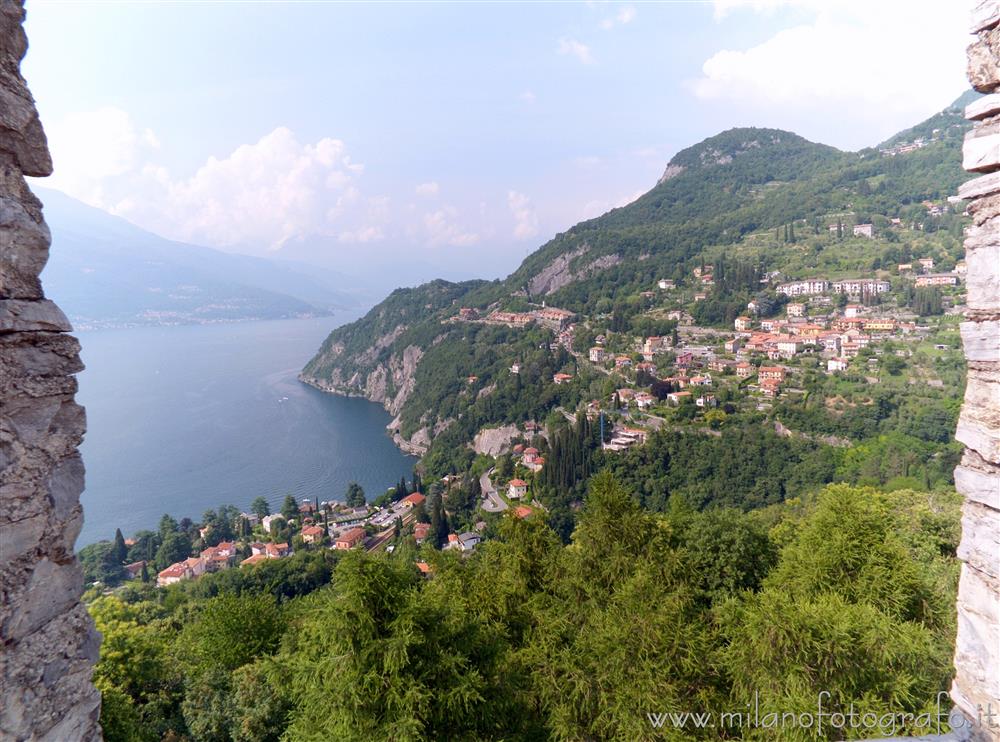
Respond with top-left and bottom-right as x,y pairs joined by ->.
23,0 -> 973,282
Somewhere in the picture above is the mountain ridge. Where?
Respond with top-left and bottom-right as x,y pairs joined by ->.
303,98 -> 973,471
37,188 -> 357,328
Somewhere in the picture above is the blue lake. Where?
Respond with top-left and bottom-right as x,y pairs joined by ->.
75,316 -> 416,546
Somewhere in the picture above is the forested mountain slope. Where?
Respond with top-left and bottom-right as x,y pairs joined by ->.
302,95 -> 975,471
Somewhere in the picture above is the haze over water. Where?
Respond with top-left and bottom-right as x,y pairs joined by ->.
75,316 -> 416,547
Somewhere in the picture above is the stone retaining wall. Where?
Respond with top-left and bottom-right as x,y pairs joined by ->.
0,1 -> 103,739
952,3 -> 1000,741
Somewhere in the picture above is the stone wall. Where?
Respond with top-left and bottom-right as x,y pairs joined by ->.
952,3 -> 1000,741
0,1 -> 103,740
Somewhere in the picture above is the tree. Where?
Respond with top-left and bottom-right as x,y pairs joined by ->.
158,514 -> 179,541
344,482 -> 366,509
250,496 -> 271,520
154,531 -> 191,571
126,530 -> 159,563
428,493 -> 449,549
282,553 -> 518,740
113,528 -> 128,565
79,541 -> 128,586
229,661 -> 290,742
280,495 -> 300,522
182,594 -> 285,675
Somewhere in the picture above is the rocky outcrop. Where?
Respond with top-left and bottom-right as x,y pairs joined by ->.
471,424 -> 521,457
657,163 -> 685,184
0,2 -> 103,740
951,5 -> 1000,740
527,245 -> 622,297
528,245 -> 588,296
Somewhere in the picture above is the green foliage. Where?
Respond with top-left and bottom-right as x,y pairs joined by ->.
344,481 -> 366,508
79,541 -> 129,586
280,495 -> 300,522
92,478 -> 959,741
250,496 -> 270,519
154,531 -> 192,571
180,594 -> 285,676
602,427 -> 838,513
282,552 -> 515,741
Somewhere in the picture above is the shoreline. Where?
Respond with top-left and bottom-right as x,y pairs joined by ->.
298,373 -> 430,457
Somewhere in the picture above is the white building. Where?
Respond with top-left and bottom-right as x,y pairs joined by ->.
261,514 -> 285,534
777,279 -> 829,297
831,279 -> 890,295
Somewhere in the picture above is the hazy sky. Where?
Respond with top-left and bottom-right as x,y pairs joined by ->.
24,0 -> 972,279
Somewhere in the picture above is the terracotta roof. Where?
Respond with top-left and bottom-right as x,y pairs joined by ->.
158,563 -> 187,578
401,492 -> 426,507
509,478 -> 528,487
513,506 -> 533,519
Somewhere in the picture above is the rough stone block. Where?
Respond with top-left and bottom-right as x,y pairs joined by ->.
0,299 -> 71,332
972,0 -> 1000,33
0,193 -> 51,299
967,93 -> 1000,120
964,123 -> 1000,172
957,499 -> 1000,580
959,170 -> 1000,200
956,450 -> 1000,510
951,564 -> 1000,738
964,242 -> 1000,312
962,321 -> 1000,363
957,371 -> 1000,464
0,558 -> 84,642
969,27 -> 1000,93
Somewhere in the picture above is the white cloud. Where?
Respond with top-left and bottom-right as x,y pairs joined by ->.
577,189 -> 644,222
600,5 -> 636,29
692,0 -> 971,125
338,226 -> 384,243
557,37 -> 594,65
132,127 -> 363,248
507,190 -> 539,240
520,90 -> 537,103
422,206 -> 480,247
45,107 -> 159,203
42,110 -> 371,249
415,181 -> 440,197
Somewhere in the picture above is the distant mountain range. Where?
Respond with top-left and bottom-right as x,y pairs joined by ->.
37,189 -> 362,329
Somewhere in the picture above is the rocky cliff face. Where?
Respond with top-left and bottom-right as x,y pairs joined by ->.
0,2 -> 103,739
951,4 -> 1000,740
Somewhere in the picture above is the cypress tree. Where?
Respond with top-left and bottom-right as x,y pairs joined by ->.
113,528 -> 128,564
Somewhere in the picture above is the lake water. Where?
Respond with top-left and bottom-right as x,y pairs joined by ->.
75,316 -> 416,546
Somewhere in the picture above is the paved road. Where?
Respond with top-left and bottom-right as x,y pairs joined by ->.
480,469 -> 508,512
555,406 -> 577,425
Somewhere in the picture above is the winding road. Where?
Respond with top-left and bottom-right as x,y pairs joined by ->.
480,469 -> 509,512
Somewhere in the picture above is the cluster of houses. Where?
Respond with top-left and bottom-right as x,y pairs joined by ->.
512,443 -> 545,472
475,305 -> 575,332
156,540 -> 242,587
602,426 -> 648,452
